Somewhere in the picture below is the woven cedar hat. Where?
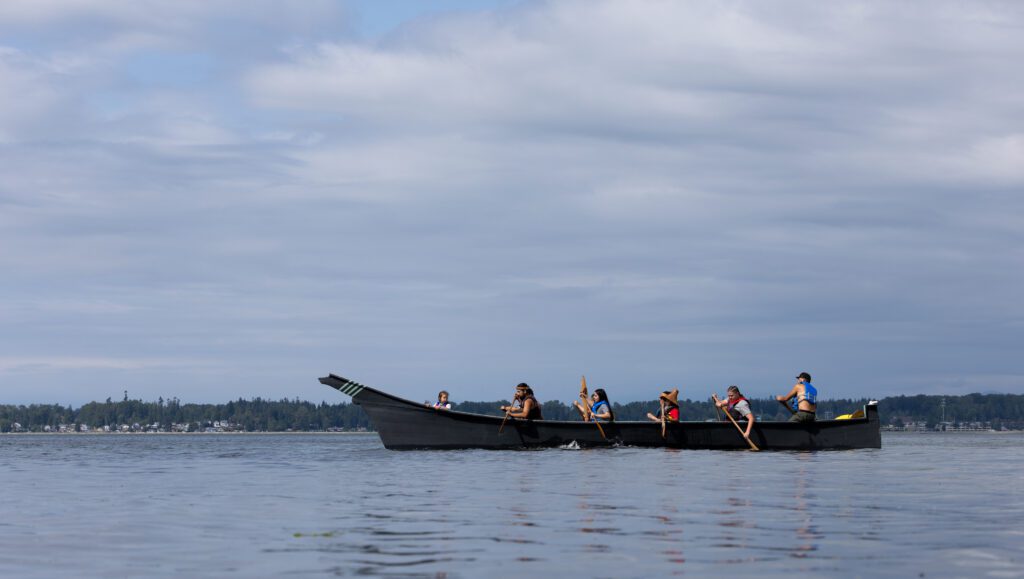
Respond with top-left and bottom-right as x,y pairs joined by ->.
659,388 -> 679,406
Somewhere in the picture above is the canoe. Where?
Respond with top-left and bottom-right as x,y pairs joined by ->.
319,374 -> 882,450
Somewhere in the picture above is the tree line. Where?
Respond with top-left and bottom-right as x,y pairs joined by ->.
0,397 -> 371,433
1,392 -> 1022,433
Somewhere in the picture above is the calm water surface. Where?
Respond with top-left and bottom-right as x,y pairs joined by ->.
1,432 -> 1022,578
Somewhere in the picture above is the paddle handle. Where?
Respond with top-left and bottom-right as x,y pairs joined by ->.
498,400 -> 516,433
778,398 -> 796,415
580,375 -> 606,440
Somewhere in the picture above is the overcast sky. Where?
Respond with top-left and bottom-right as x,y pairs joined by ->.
2,0 -> 1022,406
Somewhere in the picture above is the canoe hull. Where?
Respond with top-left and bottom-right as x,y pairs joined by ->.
319,374 -> 881,451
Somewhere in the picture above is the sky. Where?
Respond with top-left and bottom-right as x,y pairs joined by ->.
1,0 -> 1022,406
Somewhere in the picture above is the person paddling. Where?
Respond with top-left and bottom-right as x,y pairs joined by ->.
646,389 -> 680,422
777,372 -> 817,422
713,385 -> 755,439
500,383 -> 544,420
573,387 -> 613,422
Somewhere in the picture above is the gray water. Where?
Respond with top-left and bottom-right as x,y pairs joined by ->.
1,433 -> 1022,578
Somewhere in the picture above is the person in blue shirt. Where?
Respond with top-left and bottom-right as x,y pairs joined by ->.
777,372 -> 818,422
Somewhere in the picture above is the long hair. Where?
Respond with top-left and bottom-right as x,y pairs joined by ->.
593,388 -> 614,421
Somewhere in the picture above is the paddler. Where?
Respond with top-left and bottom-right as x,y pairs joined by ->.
500,382 -> 544,420
713,385 -> 755,439
573,387 -> 613,422
777,372 -> 817,422
646,388 -> 680,422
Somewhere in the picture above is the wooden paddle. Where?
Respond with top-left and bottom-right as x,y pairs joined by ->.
498,393 -> 517,434
660,398 -> 667,439
579,375 -> 606,440
578,375 -> 589,414
714,394 -> 759,451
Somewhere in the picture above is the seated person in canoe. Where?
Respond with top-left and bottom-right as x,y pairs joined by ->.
500,382 -> 544,420
430,390 -> 452,409
646,388 -> 680,422
777,372 -> 817,422
573,386 -> 613,422
713,385 -> 755,438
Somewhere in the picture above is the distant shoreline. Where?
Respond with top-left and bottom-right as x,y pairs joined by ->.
6,393 -> 1021,433
0,431 -> 377,436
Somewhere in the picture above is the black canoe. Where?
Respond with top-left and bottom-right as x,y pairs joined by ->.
319,374 -> 882,450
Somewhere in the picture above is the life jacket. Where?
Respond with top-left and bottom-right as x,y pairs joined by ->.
792,383 -> 818,412
433,401 -> 451,409
590,400 -> 611,422
663,405 -> 679,422
726,396 -> 750,421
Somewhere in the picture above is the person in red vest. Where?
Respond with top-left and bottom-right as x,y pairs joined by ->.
646,388 -> 680,422
713,385 -> 755,439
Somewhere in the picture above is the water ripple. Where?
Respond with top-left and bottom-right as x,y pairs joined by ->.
0,432 -> 1021,577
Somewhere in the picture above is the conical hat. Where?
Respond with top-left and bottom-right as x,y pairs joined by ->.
659,388 -> 679,406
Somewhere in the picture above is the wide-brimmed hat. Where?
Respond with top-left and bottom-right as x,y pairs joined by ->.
659,388 -> 679,406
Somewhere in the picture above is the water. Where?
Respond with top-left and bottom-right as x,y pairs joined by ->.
1,433 -> 1021,578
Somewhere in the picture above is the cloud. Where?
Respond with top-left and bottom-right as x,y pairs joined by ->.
961,134 -> 1024,183
1,1 -> 1022,404
0,47 -> 74,142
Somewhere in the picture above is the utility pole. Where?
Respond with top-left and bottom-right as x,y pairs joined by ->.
941,397 -> 946,423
